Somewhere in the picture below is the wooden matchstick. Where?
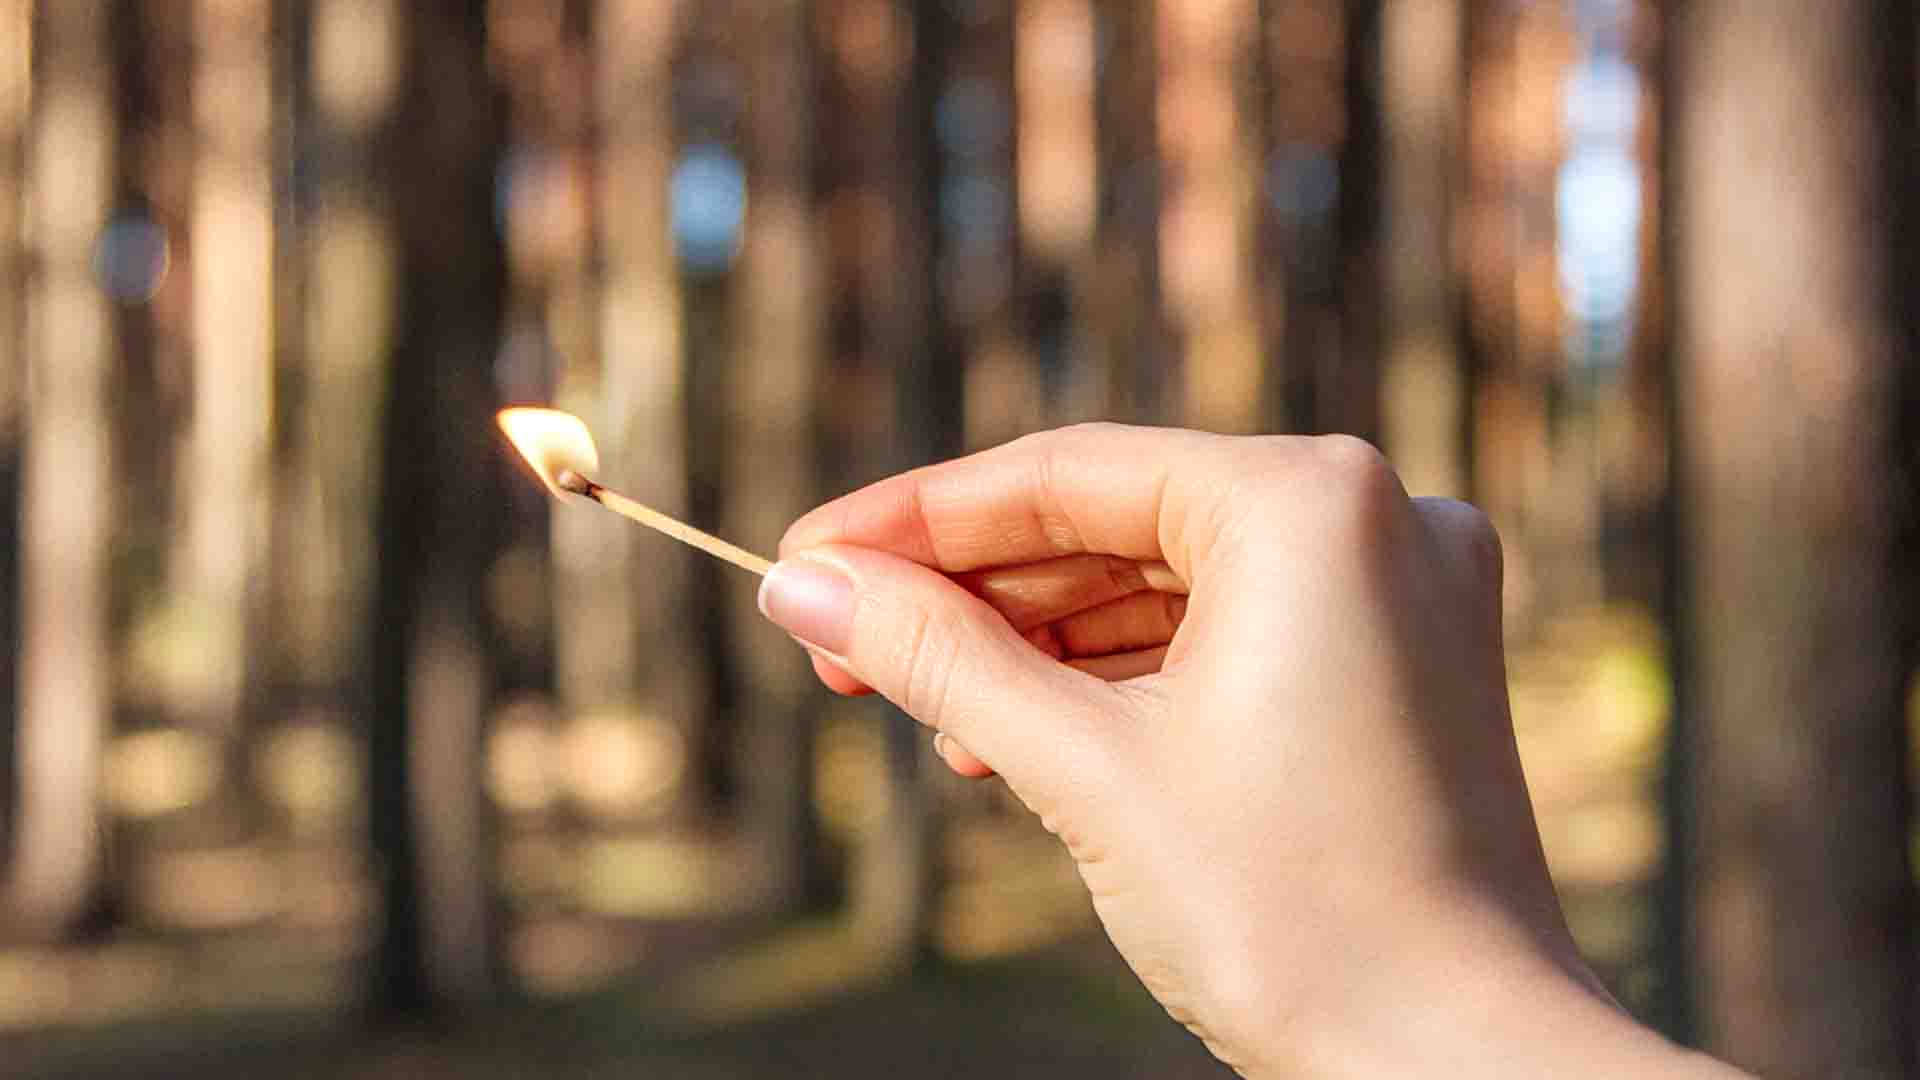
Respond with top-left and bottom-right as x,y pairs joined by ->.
556,469 -> 774,577
553,467 -> 1188,595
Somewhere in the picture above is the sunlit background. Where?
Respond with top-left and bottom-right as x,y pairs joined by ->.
0,1 -> 1915,1077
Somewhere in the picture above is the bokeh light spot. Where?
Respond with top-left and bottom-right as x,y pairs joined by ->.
670,142 -> 747,274
93,213 -> 170,303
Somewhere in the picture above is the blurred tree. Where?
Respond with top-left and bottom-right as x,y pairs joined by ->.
276,0 -> 397,699
1459,0 -> 1581,631
1376,0 -> 1465,490
814,0 -> 942,956
9,0 -> 114,941
367,0 -> 509,1020
1013,0 -> 1101,425
1669,3 -> 1916,1073
929,0 -> 1019,452
724,0 -> 829,911
178,0 -> 274,739
1092,1 -> 1170,421
0,0 -> 28,875
1158,0 -> 1264,434
592,0 -> 706,829
1596,1 -> 1668,617
1259,0 -> 1383,441
1333,0 -> 1383,444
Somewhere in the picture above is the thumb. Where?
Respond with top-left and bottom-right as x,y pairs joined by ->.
757,544 -> 1133,796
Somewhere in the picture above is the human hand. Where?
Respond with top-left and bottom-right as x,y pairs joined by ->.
759,425 -> 1741,1078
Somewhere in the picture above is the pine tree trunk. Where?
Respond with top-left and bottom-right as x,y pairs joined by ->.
1377,0 -> 1464,489
0,0 -> 31,879
278,0 -> 398,696
1669,3 -> 1916,1073
179,0 -> 274,736
726,0 -> 828,911
1159,0 -> 1264,433
813,0 -> 946,960
366,0 -> 508,1020
1013,0 -> 1101,425
1092,1 -> 1170,422
9,0 -> 115,941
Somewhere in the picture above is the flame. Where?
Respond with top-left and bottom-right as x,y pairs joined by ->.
498,407 -> 600,498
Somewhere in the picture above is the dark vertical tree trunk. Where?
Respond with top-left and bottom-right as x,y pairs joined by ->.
279,0 -> 398,702
1669,3 -> 1916,1074
1013,0 -> 1100,426
727,0 -> 828,911
367,0 -> 508,1021
813,0 -> 942,957
1255,0 -> 1367,439
1092,1 -> 1169,421
0,0 -> 30,874
1331,0 -> 1383,446
951,0 -> 1033,452
915,0 -> 999,449
885,0 -> 965,959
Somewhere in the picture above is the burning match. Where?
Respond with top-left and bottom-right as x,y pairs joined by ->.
498,405 -> 1189,595
498,407 -> 773,576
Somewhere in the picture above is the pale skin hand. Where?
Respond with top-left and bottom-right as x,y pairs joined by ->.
758,425 -> 1748,1078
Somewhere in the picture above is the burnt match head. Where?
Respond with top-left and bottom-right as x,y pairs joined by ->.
554,469 -> 598,497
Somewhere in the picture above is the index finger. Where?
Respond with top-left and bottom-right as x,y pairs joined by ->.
780,424 -> 1239,579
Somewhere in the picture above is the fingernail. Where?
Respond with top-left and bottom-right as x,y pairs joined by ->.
758,559 -> 855,656
932,732 -> 951,761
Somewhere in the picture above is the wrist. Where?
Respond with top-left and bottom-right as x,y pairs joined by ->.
1238,905 -> 1729,1079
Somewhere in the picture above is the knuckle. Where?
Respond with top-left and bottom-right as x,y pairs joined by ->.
1422,497 -> 1504,587
1059,419 -> 1128,439
1308,434 -> 1408,547
1312,433 -> 1394,485
1457,503 -> 1505,580
1211,436 -> 1301,510
1015,421 -> 1126,456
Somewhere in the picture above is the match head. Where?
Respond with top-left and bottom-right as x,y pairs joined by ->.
553,469 -> 595,496
497,407 -> 601,500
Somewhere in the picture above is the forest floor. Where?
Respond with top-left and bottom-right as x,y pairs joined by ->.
7,930 -> 1230,1079
5,601 -> 1676,1078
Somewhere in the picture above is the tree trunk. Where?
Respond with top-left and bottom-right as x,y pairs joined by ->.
1330,0 -> 1384,445
0,0 -> 30,878
812,0 -> 944,959
1159,0 -> 1264,434
1376,0 -> 1464,489
366,0 -> 508,1020
1013,0 -> 1101,426
8,0 -> 115,941
726,0 -> 828,911
179,0 -> 274,736
1092,2 -> 1172,421
1669,3 -> 1916,1074
277,0 -> 398,696
593,0 -> 711,837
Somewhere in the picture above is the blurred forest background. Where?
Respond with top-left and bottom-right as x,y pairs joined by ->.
0,1 -> 1915,1077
